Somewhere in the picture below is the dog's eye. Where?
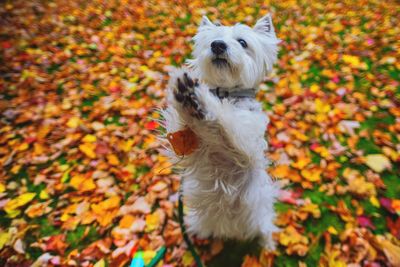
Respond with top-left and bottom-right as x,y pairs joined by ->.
237,39 -> 247,48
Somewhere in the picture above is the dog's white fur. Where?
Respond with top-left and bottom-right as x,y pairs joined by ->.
162,14 -> 280,249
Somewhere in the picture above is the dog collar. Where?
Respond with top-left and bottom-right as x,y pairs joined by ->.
210,87 -> 256,99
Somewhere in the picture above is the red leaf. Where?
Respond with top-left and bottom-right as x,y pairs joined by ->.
46,234 -> 68,255
1,41 -> 12,49
145,121 -> 158,130
387,217 -> 400,239
95,142 -> 110,155
357,215 -> 375,230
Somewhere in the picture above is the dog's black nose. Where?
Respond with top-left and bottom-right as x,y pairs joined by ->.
211,40 -> 227,55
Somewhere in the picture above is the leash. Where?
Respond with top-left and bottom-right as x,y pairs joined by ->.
178,186 -> 204,267
128,182 -> 203,267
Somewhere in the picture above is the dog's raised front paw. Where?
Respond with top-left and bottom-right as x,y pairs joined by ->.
173,72 -> 204,120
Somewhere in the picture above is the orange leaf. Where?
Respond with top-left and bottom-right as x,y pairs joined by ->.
70,174 -> 96,192
167,128 -> 199,156
242,255 -> 262,267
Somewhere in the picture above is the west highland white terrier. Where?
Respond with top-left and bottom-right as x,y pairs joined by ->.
162,14 -> 281,249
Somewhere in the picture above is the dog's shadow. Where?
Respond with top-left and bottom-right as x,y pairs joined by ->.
206,239 -> 261,267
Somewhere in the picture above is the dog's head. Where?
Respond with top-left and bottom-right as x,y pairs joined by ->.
188,15 -> 280,89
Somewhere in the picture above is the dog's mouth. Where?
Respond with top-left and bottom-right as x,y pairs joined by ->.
212,58 -> 229,67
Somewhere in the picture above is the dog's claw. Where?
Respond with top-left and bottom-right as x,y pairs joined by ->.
184,72 -> 194,87
173,72 -> 204,120
177,78 -> 186,93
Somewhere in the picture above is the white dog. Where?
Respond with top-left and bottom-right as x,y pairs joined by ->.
162,14 -> 281,249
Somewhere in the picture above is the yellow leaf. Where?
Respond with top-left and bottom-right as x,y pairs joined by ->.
122,139 -> 134,152
70,175 -> 96,192
82,134 -> 97,143
182,251 -> 194,267
310,84 -> 320,93
291,130 -> 309,141
145,213 -> 160,232
18,142 -> 29,151
365,154 -> 391,173
370,196 -> 380,208
313,145 -> 330,158
279,225 -> 309,247
0,231 -> 11,250
124,164 -> 137,176
347,176 -> 376,197
0,183 -> 5,193
39,189 -> 50,199
91,196 -> 120,226
67,117 -> 81,128
327,251 -> 347,267
244,7 -> 255,15
327,226 -> 338,235
61,168 -> 72,183
315,99 -> 331,114
301,168 -> 322,182
154,160 -> 172,175
342,55 -> 361,67
292,157 -> 311,169
92,196 -> 120,213
143,250 -> 156,265
79,143 -> 97,159
299,202 -> 321,218
94,259 -> 105,267
4,193 -> 36,218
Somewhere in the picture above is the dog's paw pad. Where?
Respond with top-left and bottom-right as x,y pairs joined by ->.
173,73 -> 204,119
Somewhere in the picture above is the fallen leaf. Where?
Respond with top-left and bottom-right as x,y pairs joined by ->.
79,143 -> 97,159
70,174 -> 97,192
4,193 -> 36,218
364,154 -> 391,173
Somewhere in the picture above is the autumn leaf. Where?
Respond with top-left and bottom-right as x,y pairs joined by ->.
364,154 -> 392,173
67,117 -> 81,128
70,174 -> 97,192
1,0 -> 399,266
279,226 -> 309,256
0,231 -> 11,250
91,196 -> 121,226
45,234 -> 68,255
373,236 -> 400,267
242,255 -> 262,267
167,128 -> 199,156
79,143 -> 97,159
301,167 -> 322,182
4,193 -> 36,218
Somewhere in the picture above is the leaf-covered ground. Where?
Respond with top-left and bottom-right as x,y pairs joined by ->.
0,0 -> 399,266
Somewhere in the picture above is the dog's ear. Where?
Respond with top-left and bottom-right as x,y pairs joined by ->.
199,16 -> 215,29
253,14 -> 276,38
